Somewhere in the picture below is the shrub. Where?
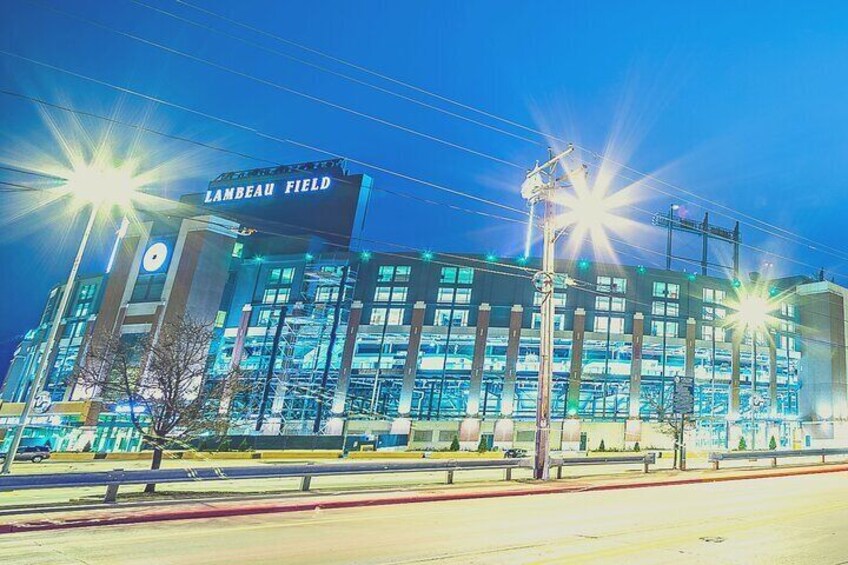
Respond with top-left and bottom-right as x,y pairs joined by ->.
769,435 -> 777,450
477,436 -> 488,453
449,436 -> 460,451
737,436 -> 747,451
633,442 -> 640,452
598,440 -> 606,452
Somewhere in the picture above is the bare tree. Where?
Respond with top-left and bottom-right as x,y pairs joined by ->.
73,316 -> 237,493
642,388 -> 696,470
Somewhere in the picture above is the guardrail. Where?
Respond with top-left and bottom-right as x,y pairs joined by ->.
0,453 -> 657,504
708,448 -> 848,470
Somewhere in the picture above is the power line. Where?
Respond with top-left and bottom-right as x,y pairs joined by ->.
163,0 -> 848,269
33,1 -> 523,171
0,87 -> 529,235
5,56 -> 841,283
23,3 -> 843,269
127,0 -> 542,147
0,51 -> 528,219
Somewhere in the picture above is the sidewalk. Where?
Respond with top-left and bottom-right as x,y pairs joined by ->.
2,461 -> 846,534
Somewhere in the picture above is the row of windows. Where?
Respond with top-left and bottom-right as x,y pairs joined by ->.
378,265 -> 476,285
365,307 -> 798,346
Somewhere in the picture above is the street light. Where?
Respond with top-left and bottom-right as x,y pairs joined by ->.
1,162 -> 140,474
729,290 -> 776,451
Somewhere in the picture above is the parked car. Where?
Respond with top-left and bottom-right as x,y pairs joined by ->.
0,445 -> 51,463
504,448 -> 528,459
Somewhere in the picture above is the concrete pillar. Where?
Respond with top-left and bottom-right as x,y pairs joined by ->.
628,313 -> 644,419
498,305 -> 524,418
566,308 -> 586,418
626,313 -> 644,448
685,317 -> 696,379
396,301 -> 426,421
218,304 -> 252,416
494,305 -> 523,447
329,301 -> 364,418
768,338 -> 778,419
466,303 -> 491,417
562,308 -> 586,451
730,333 -> 742,420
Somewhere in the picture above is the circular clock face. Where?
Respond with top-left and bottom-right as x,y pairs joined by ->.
142,242 -> 169,272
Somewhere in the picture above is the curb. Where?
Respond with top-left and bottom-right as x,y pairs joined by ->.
3,463 -> 847,534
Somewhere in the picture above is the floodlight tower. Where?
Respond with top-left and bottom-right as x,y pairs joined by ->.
521,145 -> 574,480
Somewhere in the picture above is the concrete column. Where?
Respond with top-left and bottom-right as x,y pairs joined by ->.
497,305 -> 524,418
395,302 -> 427,432
628,313 -> 644,419
625,313 -> 644,448
562,308 -> 586,451
685,317 -> 696,379
494,305 -> 523,446
329,301 -> 364,417
218,304 -> 252,416
768,338 -> 778,419
729,332 -> 742,420
465,303 -> 491,417
566,308 -> 586,418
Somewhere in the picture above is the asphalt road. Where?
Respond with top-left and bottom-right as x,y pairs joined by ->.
3,471 -> 847,564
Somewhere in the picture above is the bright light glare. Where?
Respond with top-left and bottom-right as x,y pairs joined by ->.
63,161 -> 140,207
735,294 -> 770,330
553,167 -> 637,262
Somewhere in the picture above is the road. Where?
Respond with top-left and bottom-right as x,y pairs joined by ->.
2,471 -> 847,564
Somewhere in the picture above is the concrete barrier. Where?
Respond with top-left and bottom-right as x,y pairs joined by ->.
427,451 -> 505,460
181,452 -> 260,461
50,452 -> 97,462
104,452 -> 153,461
259,450 -> 342,460
347,451 -> 424,460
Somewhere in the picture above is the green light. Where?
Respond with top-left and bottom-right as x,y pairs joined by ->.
769,286 -> 779,297
732,278 -> 742,288
517,256 -> 528,265
422,251 -> 434,262
360,250 -> 372,262
687,273 -> 697,281
253,255 -> 264,264
485,253 -> 498,263
578,259 -> 590,270
636,265 -> 647,274
304,253 -> 314,261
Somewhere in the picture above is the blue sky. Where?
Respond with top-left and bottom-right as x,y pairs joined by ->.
2,1 -> 848,372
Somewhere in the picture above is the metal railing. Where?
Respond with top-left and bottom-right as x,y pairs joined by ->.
708,448 -> 848,470
0,453 -> 657,504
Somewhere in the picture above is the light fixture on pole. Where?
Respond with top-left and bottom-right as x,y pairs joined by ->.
729,290 -> 774,451
1,162 -> 140,475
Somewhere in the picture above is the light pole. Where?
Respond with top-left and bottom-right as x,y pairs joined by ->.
2,163 -> 139,474
521,145 -> 574,480
730,291 -> 772,453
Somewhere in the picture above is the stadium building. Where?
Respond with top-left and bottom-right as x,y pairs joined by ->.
2,159 -> 847,453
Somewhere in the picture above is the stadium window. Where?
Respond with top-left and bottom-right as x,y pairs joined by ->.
594,316 -> 624,334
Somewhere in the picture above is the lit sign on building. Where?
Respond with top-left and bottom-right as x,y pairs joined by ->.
203,176 -> 332,204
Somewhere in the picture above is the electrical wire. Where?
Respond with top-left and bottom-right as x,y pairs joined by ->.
163,0 -> 848,268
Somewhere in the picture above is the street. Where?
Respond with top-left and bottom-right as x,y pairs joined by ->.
2,471 -> 846,564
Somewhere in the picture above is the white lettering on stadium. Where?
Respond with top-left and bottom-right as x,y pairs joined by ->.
204,176 -> 333,204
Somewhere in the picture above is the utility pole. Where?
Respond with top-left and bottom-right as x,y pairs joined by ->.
521,145 -> 574,481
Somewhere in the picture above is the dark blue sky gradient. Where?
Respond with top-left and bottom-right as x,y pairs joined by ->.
2,1 -> 848,374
